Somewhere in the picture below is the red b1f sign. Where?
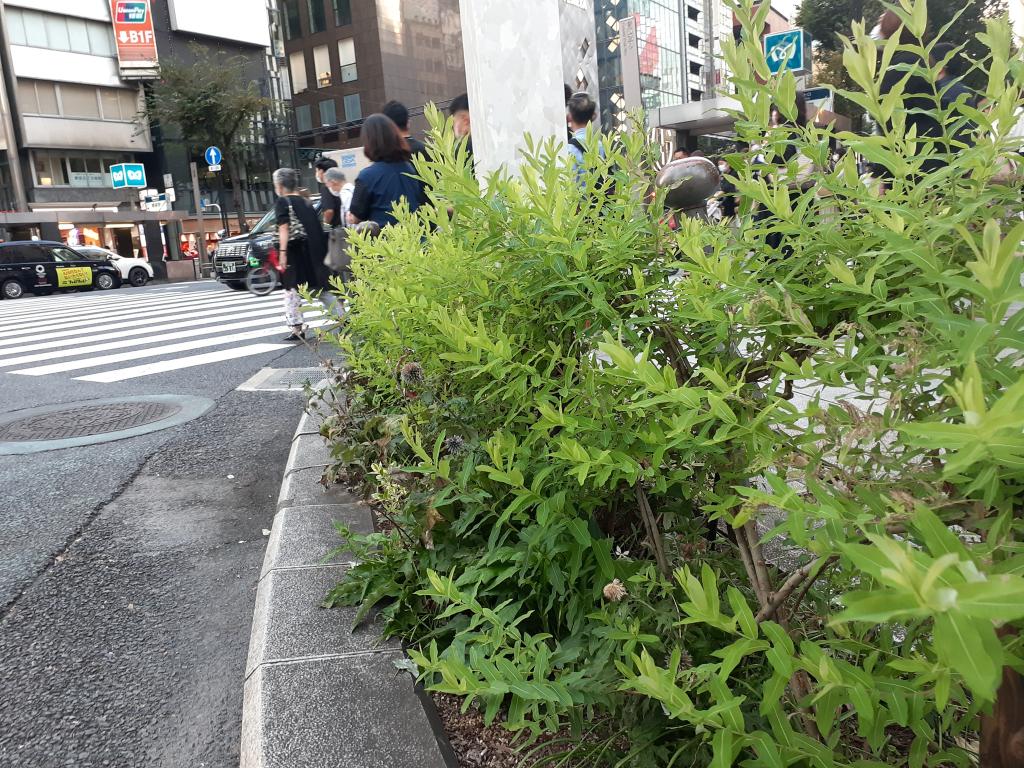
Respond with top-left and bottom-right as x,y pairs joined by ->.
110,0 -> 158,78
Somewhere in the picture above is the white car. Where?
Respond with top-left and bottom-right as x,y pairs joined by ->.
75,246 -> 154,287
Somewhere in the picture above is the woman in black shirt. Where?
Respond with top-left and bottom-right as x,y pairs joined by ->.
272,167 -> 328,341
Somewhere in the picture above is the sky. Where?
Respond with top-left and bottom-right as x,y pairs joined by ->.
774,0 -> 800,21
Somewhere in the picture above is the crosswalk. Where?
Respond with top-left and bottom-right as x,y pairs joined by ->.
0,285 -> 328,384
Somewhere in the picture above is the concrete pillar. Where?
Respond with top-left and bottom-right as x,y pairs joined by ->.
143,220 -> 167,280
39,221 -> 60,242
458,0 -> 567,177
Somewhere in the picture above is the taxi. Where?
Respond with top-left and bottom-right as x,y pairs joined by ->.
0,241 -> 122,299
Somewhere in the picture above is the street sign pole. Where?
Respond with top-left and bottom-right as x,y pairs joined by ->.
190,161 -> 207,269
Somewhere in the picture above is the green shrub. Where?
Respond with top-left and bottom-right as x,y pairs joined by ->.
321,1 -> 1024,764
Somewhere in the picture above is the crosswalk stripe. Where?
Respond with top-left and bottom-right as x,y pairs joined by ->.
0,287 -> 199,317
0,293 -> 270,338
75,343 -> 294,383
0,289 -> 261,324
0,310 -> 322,369
13,320 -> 330,376
0,303 -> 289,355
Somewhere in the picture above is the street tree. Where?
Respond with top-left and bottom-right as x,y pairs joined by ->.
143,46 -> 270,233
798,0 -> 1007,127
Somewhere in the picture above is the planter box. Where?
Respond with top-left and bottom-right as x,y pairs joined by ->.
164,259 -> 198,283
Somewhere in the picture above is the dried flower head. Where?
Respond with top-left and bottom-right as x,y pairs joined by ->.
400,362 -> 424,386
602,579 -> 628,603
442,435 -> 467,456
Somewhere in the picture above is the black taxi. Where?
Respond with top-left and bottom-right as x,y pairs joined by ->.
0,241 -> 122,299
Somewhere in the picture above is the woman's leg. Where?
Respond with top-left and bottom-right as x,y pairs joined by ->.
283,288 -> 304,336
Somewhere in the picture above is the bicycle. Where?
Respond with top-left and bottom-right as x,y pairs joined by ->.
245,242 -> 283,296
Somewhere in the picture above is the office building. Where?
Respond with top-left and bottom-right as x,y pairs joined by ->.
281,0 -> 466,153
594,0 -> 733,132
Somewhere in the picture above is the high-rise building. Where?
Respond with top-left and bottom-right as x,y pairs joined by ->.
280,0 -> 466,153
594,0 -> 732,132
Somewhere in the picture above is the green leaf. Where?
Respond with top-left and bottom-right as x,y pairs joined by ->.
933,612 -> 1002,701
710,727 -> 734,768
592,539 -> 616,580
956,578 -> 1024,621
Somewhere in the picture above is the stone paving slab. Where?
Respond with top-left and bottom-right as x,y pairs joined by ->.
243,653 -> 447,768
260,504 -> 374,579
242,407 -> 449,768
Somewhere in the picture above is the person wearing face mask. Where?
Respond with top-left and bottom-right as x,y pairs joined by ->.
448,93 -> 472,162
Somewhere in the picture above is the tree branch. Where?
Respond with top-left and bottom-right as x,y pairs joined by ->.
756,555 -> 837,623
634,483 -> 670,578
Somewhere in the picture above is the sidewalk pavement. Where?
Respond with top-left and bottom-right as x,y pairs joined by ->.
241,406 -> 452,768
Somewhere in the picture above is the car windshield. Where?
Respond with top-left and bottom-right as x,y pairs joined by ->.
52,247 -> 91,262
80,248 -> 113,259
249,209 -> 277,236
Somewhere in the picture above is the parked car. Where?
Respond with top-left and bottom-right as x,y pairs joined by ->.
74,246 -> 154,287
0,241 -> 122,299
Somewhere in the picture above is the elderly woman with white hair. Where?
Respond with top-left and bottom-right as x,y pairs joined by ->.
272,167 -> 327,341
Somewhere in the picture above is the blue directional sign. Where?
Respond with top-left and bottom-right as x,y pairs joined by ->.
204,146 -> 223,166
764,28 -> 807,75
110,162 -> 147,189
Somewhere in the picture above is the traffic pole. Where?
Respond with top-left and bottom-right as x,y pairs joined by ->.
190,161 -> 208,272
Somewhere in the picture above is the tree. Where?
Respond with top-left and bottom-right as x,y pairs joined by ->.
143,45 -> 270,233
798,0 -> 1007,127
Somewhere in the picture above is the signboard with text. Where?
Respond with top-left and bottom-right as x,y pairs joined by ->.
110,0 -> 159,80
110,163 -> 147,189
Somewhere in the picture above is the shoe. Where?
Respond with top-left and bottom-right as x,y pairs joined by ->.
283,330 -> 306,342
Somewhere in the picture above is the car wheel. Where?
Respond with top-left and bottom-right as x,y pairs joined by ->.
225,280 -> 247,290
95,272 -> 117,290
128,267 -> 149,287
2,279 -> 24,299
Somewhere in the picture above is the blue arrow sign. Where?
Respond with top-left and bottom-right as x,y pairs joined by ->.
763,29 -> 807,75
204,146 -> 222,166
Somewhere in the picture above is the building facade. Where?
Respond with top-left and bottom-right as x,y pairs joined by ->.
281,0 -> 466,153
0,0 -> 291,255
594,0 -> 732,132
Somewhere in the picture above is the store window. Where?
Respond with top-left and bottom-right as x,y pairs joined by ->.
289,51 -> 308,93
319,99 -> 337,126
343,93 -> 361,122
32,151 -> 127,188
295,104 -> 313,133
60,84 -> 101,119
18,79 -> 136,121
333,0 -> 352,26
307,0 -> 326,33
338,38 -> 357,83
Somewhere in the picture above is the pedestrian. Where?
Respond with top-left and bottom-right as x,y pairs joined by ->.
381,100 -> 428,158
323,168 -> 350,225
272,167 -> 328,341
313,157 -> 341,228
715,156 -> 738,221
565,91 -> 605,181
672,149 -> 690,160
347,114 -> 426,228
448,93 -> 472,159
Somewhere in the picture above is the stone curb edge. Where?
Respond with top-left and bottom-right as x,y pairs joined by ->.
240,404 -> 457,768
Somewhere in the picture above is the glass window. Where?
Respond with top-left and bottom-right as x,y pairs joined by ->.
68,157 -> 88,186
313,45 -> 331,87
283,0 -> 302,39
119,89 -> 138,120
307,0 -> 326,33
319,99 -> 336,126
7,9 -> 26,46
17,81 -> 39,114
100,89 -> 122,120
85,158 -> 104,187
333,0 -> 352,26
295,104 -> 312,133
60,85 -> 100,118
289,51 -> 308,93
44,15 -> 70,51
87,22 -> 114,56
52,246 -> 88,262
34,154 -> 55,186
23,11 -> 48,47
343,93 -> 361,122
338,38 -> 357,82
36,81 -> 59,115
67,18 -> 90,53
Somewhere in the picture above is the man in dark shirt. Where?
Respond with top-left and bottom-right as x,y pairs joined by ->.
381,100 -> 427,157
313,157 -> 341,227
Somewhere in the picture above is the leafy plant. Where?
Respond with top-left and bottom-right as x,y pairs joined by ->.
321,1 -> 1024,764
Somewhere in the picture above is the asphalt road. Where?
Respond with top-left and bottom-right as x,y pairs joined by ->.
0,280 -> 336,767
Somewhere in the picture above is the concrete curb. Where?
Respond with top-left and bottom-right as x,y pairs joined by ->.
240,405 -> 451,768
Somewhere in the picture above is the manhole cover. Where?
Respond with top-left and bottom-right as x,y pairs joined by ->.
0,401 -> 179,442
0,395 -> 215,455
238,367 -> 333,392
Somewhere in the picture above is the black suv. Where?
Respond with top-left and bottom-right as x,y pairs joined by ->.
0,241 -> 122,299
213,208 -> 278,290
